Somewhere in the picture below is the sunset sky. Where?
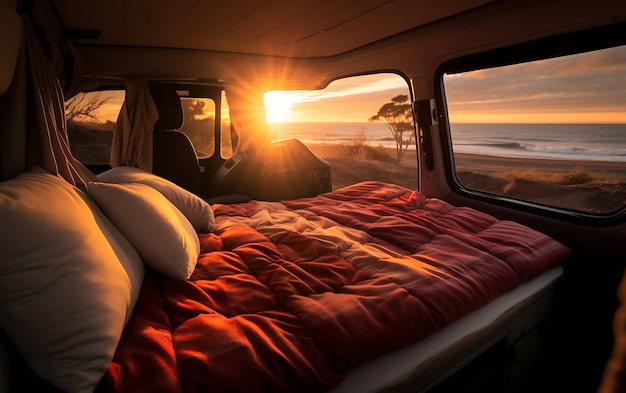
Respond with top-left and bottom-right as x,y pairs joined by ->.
264,73 -> 409,123
265,44 -> 626,124
93,44 -> 625,125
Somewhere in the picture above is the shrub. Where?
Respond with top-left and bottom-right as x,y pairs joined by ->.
364,145 -> 393,162
339,130 -> 393,163
559,168 -> 592,185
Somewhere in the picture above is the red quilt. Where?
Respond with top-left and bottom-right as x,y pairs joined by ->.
98,181 -> 570,393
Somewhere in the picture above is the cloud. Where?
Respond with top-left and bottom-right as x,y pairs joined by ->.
443,45 -> 626,122
272,45 -> 626,124
273,73 -> 411,122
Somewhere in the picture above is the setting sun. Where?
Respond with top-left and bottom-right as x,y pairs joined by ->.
264,91 -> 303,123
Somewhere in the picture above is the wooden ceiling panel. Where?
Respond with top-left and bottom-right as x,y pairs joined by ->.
51,0 -> 493,57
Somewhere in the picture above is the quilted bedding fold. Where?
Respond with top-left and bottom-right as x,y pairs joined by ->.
98,181 -> 570,393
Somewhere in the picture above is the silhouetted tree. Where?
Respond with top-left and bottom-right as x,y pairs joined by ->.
64,92 -> 110,123
180,99 -> 216,158
368,94 -> 414,162
184,99 -> 206,122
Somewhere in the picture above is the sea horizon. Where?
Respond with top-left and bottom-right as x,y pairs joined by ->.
268,122 -> 626,163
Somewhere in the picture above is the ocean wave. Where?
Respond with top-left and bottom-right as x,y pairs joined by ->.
474,142 -> 529,150
455,143 -> 626,161
270,122 -> 626,162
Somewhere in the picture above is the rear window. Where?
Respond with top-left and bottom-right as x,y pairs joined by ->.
442,44 -> 626,215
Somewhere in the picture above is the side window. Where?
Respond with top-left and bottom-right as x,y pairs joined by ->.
443,45 -> 626,215
67,89 -> 232,165
167,89 -> 235,160
178,97 -> 216,159
66,90 -> 124,165
264,73 -> 417,191
220,90 -> 235,159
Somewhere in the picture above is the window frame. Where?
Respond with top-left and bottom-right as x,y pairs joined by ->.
435,22 -> 626,225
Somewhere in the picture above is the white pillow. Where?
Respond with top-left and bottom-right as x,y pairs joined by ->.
87,181 -> 200,280
0,167 -> 144,393
97,166 -> 215,233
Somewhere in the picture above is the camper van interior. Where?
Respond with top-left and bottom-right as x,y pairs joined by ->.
1,0 -> 625,392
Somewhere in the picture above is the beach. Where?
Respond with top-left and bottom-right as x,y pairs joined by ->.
309,144 -> 626,214
454,153 -> 626,181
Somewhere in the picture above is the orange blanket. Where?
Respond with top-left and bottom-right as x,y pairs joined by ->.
98,181 -> 570,392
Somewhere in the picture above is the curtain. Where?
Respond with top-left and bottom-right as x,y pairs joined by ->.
598,268 -> 626,393
110,80 -> 158,171
0,8 -> 97,188
21,15 -> 96,189
0,0 -> 21,96
0,11 -> 26,181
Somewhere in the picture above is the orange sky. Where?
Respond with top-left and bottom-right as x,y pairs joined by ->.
265,45 -> 626,124
91,44 -> 626,125
443,45 -> 626,124
264,73 -> 410,123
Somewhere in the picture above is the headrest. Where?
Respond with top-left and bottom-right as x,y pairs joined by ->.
150,84 -> 183,130
0,1 -> 21,95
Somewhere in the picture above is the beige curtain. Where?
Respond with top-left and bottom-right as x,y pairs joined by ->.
21,15 -> 96,190
110,80 -> 159,171
0,8 -> 97,188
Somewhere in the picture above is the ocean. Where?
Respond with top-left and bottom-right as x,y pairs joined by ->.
268,122 -> 626,162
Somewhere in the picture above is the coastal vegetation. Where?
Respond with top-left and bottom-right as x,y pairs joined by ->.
311,137 -> 625,214
368,94 -> 414,162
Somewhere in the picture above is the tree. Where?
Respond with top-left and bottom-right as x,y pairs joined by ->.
65,92 -> 110,123
183,99 -> 207,122
368,94 -> 414,162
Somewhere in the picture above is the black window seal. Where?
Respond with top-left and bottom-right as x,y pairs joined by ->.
434,21 -> 626,227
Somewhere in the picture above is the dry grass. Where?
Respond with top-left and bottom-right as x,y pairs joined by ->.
493,167 -> 620,186
315,139 -> 625,214
67,121 -> 114,165
309,140 -> 419,192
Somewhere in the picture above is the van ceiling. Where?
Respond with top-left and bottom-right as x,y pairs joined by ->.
51,0 -> 492,57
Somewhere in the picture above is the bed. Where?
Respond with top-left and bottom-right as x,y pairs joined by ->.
0,166 -> 567,393
91,177 -> 569,393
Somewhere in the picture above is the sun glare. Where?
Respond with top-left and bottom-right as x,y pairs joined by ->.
264,91 -> 302,123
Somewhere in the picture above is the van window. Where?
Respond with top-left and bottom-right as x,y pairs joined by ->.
443,45 -> 626,215
67,89 -> 234,166
264,73 -> 418,191
178,97 -> 216,159
66,90 -> 124,165
220,90 -> 235,159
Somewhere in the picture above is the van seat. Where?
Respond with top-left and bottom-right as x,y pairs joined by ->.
151,85 -> 203,196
